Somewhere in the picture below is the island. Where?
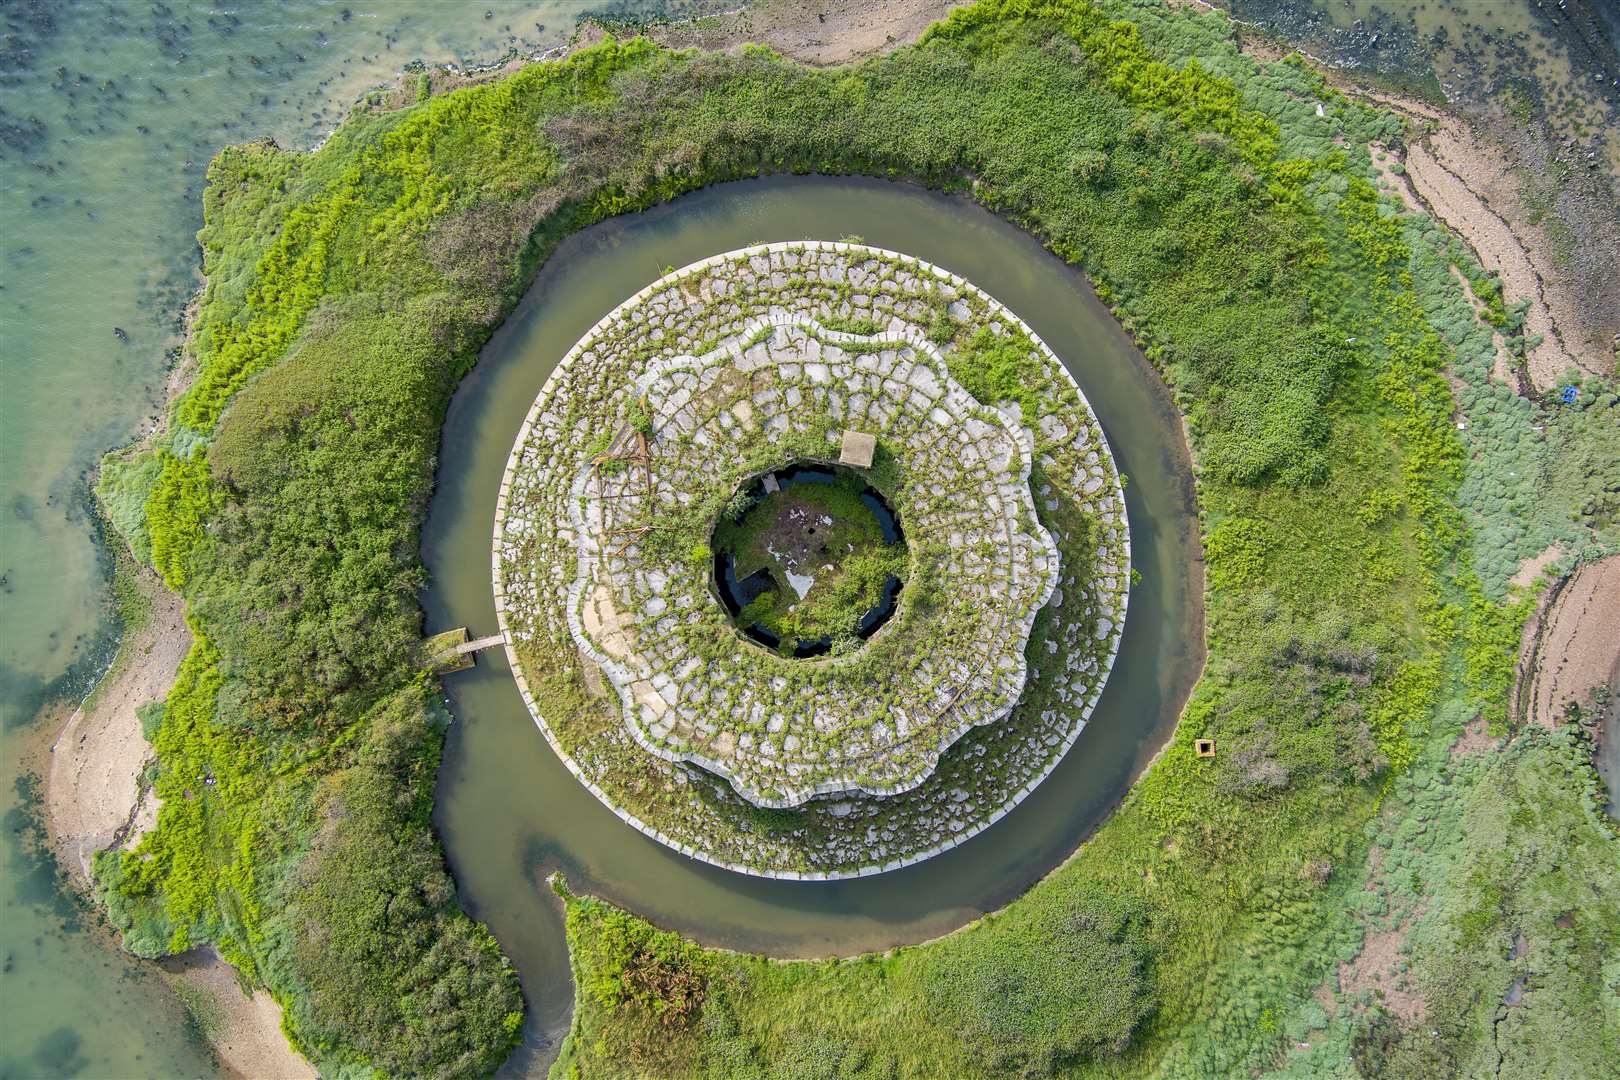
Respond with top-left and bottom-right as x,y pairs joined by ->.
493,241 -> 1125,873
34,1 -> 1617,1077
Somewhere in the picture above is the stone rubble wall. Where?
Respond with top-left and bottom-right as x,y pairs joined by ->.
564,315 -> 1058,807
492,242 -> 1129,877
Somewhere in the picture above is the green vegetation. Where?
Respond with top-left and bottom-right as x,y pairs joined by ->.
538,3 -> 1614,1077
1385,728 -> 1616,1078
920,883 -> 1153,1073
713,469 -> 907,654
560,875 -> 1152,1079
566,884 -> 712,1033
90,0 -> 1616,1075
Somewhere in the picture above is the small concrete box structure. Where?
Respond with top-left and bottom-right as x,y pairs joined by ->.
839,430 -> 877,468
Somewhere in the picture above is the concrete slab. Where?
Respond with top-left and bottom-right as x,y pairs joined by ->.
839,429 -> 877,468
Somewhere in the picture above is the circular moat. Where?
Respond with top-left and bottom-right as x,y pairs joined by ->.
493,241 -> 1124,870
421,176 -> 1202,1049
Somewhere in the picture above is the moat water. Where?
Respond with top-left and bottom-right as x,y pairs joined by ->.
421,175 -> 1203,1056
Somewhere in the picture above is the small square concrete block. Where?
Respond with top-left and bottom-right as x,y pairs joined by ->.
1195,738 -> 1216,758
839,430 -> 876,468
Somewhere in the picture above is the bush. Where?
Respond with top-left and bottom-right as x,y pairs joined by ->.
95,448 -> 162,563
273,685 -> 521,1078
923,886 -> 1155,1074
573,901 -> 710,1027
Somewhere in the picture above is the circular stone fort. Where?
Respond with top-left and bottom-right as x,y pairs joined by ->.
494,243 -> 1128,878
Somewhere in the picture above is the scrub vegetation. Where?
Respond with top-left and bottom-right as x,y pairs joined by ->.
90,0 -> 1616,1076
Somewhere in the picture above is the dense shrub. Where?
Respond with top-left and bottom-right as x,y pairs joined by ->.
572,900 -> 711,1027
194,296 -> 468,727
924,886 -> 1155,1073
274,690 -> 522,1078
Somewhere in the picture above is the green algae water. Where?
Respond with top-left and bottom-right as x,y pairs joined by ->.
421,176 -> 1203,1049
0,4 -> 665,1075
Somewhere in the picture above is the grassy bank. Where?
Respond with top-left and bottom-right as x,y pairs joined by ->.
89,0 -> 1616,1076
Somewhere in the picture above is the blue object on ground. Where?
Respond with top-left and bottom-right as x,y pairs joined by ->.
1560,385 -> 1579,403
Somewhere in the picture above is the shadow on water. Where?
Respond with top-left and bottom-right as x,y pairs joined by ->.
1597,663 -> 1620,818
421,175 -> 1204,1056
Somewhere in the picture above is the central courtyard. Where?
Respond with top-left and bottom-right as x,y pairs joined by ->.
493,242 -> 1129,876
710,462 -> 908,659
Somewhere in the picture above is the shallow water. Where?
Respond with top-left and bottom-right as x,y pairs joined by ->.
421,175 -> 1203,1048
0,3 -> 663,1075
1229,0 -> 1619,174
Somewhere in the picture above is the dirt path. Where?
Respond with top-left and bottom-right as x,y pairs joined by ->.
1338,922 -> 1428,1023
45,571 -> 188,883
1516,555 -> 1620,729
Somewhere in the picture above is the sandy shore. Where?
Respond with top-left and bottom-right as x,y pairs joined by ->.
45,569 -> 188,883
650,0 -> 958,65
1316,93 -> 1601,392
164,949 -> 317,1080
39,568 -> 315,1079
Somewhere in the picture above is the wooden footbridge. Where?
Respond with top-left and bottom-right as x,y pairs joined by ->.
423,627 -> 508,674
